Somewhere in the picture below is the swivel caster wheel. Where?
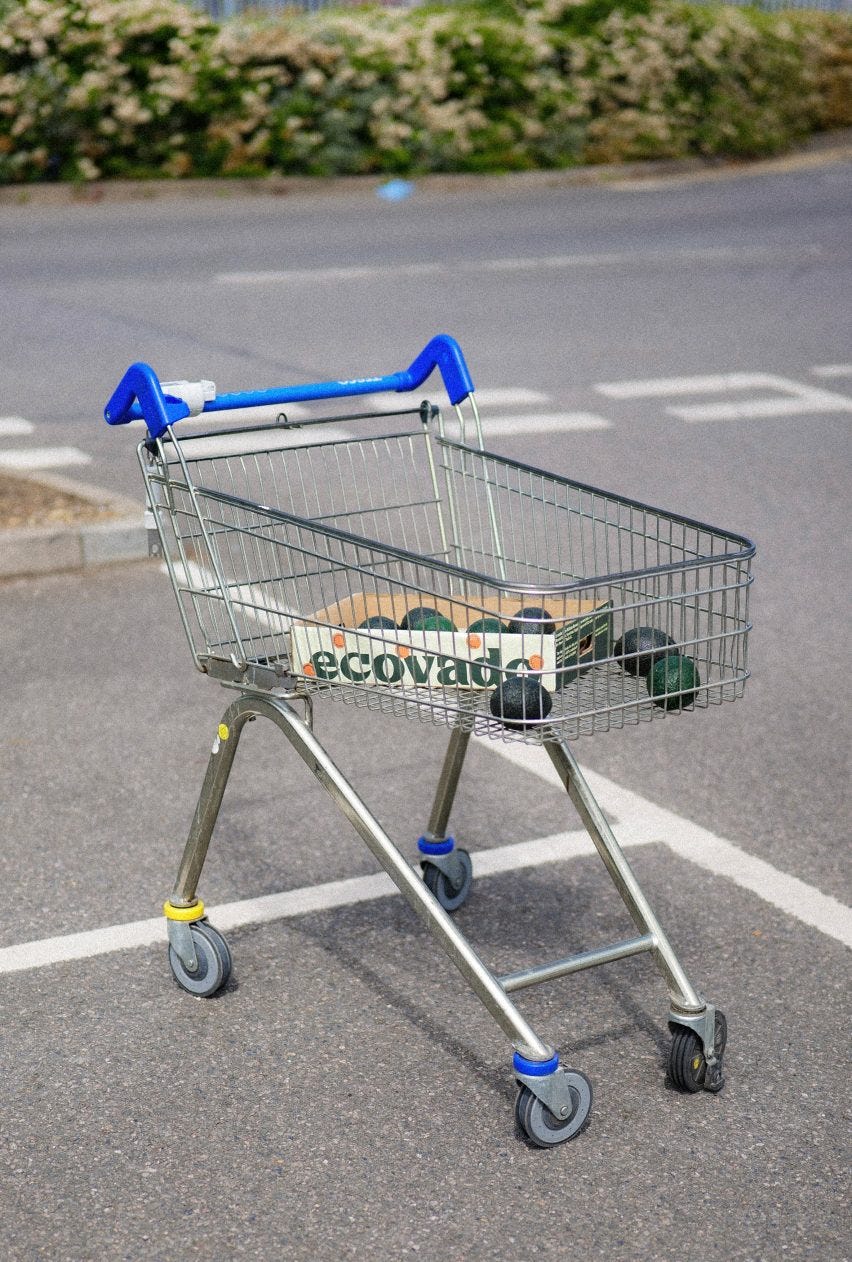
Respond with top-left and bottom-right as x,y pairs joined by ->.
668,1010 -> 727,1093
515,1071 -> 593,1148
168,921 -> 232,998
422,848 -> 473,912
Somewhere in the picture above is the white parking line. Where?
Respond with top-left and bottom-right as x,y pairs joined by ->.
0,446 -> 91,470
596,373 -> 776,399
811,364 -> 852,378
0,416 -> 34,437
173,426 -> 353,457
480,412 -> 612,435
485,738 -> 852,949
595,372 -> 852,422
468,388 -> 551,408
217,245 -> 822,287
0,828 -> 637,976
1,751 -> 847,976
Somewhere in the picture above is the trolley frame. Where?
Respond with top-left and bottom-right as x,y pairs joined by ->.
105,335 -> 751,1145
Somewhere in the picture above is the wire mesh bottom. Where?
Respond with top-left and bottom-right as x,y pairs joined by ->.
286,658 -> 748,745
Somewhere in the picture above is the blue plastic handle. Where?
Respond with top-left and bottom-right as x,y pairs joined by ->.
104,334 -> 475,440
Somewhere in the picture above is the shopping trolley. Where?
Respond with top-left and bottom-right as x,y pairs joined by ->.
105,335 -> 754,1146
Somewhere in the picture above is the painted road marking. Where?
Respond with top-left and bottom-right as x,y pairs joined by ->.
164,560 -> 298,635
150,559 -> 851,956
0,829 -> 636,975
1,753 -> 848,975
0,446 -> 91,470
478,412 -> 611,435
132,402 -> 314,429
216,245 -> 823,287
595,372 -> 852,422
485,738 -> 852,949
468,388 -> 550,408
811,364 -> 852,379
0,417 -> 34,437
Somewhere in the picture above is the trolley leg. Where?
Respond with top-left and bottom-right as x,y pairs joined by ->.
168,697 -> 257,909
544,737 -> 705,1016
165,691 -> 595,1137
204,693 -> 554,1063
417,725 -> 473,911
422,723 -> 471,844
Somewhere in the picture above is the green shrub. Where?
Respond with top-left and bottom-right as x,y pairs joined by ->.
0,0 -> 848,183
0,0 -> 219,181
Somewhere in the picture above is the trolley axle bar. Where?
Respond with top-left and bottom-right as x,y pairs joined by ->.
498,934 -> 656,994
544,738 -> 705,1013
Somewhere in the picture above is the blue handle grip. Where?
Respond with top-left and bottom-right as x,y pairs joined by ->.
104,334 -> 475,440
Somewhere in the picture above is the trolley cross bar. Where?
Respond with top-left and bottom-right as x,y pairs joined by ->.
498,933 -> 656,994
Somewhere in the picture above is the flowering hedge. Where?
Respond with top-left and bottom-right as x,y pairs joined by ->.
0,0 -> 849,183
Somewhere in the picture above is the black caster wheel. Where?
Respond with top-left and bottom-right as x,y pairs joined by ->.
515,1071 -> 593,1148
668,1010 -> 727,1093
168,921 -> 232,998
422,849 -> 473,912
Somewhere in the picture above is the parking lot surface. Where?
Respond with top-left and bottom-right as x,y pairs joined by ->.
1,154 -> 850,1259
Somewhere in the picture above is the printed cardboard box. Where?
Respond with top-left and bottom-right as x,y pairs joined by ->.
290,591 -> 611,690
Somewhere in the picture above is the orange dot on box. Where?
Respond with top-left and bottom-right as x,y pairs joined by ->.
303,663 -> 316,677
333,632 -> 345,648
467,634 -> 482,650
398,646 -> 411,658
529,654 -> 544,670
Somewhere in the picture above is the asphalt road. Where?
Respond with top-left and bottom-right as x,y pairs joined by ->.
1,153 -> 850,1261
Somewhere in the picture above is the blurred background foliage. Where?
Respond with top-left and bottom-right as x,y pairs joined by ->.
0,0 -> 848,182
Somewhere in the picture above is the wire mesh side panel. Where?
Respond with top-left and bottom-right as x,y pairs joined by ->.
142,422 -> 454,664
429,439 -> 753,738
170,423 -> 450,564
142,425 -> 752,744
433,439 -> 749,587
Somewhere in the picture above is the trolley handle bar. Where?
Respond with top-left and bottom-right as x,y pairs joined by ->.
104,335 -> 475,440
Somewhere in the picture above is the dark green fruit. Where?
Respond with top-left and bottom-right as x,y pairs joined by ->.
489,676 -> 553,729
614,626 -> 676,676
647,654 -> 700,710
358,615 -> 398,630
507,606 -> 556,635
467,617 -> 507,635
400,605 -> 441,630
417,614 -> 456,632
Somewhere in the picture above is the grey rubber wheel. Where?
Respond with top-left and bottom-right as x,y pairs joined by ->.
422,849 -> 473,912
168,921 -> 232,997
515,1071 -> 593,1147
668,1011 -> 727,1093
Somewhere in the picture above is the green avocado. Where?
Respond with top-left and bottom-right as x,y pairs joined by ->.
417,614 -> 456,632
489,675 -> 553,729
467,617 -> 507,635
647,654 -> 700,710
614,626 -> 676,676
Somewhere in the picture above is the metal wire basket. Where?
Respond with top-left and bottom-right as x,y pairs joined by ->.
123,344 -> 752,744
